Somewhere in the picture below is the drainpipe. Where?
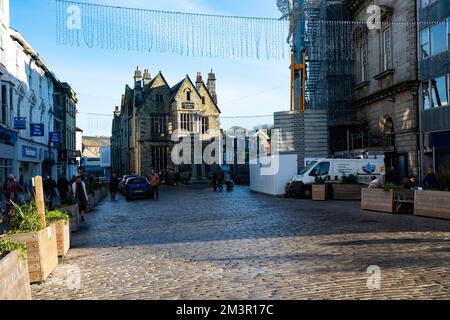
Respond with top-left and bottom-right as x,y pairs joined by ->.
416,0 -> 424,183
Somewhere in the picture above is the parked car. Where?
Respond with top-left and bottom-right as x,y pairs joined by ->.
124,176 -> 152,200
119,175 -> 134,194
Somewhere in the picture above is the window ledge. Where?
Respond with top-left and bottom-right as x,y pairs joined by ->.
353,81 -> 370,90
374,69 -> 395,80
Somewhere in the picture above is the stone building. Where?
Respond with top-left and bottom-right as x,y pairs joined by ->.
343,0 -> 420,178
111,68 -> 221,178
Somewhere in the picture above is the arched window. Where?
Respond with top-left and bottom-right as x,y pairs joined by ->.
186,91 -> 191,101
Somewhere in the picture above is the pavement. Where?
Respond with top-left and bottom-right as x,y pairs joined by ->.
31,186 -> 450,300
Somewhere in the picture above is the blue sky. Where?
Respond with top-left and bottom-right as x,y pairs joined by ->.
11,0 -> 290,136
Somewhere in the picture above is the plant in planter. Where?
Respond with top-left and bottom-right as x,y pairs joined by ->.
60,198 -> 80,233
0,239 -> 31,300
332,175 -> 363,200
5,201 -> 58,283
312,177 -> 327,201
46,210 -> 71,257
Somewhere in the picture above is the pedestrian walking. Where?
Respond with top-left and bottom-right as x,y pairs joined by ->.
174,171 -> 180,187
44,176 -> 57,211
212,171 -> 218,192
110,173 -> 120,201
217,170 -> 224,192
57,174 -> 71,202
149,170 -> 160,200
4,174 -> 24,220
72,175 -> 89,221
422,167 -> 441,190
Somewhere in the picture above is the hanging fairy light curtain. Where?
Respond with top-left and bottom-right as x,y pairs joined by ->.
55,0 -> 290,60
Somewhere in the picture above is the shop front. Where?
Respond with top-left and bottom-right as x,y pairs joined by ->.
16,140 -> 57,193
0,127 -> 18,186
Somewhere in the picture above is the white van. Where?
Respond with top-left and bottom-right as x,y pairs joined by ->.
285,156 -> 385,197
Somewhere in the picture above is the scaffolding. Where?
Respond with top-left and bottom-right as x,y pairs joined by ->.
279,0 -> 360,154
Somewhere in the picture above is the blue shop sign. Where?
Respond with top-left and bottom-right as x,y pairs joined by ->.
14,118 -> 27,130
22,146 -> 38,159
0,126 -> 18,145
50,132 -> 62,143
30,124 -> 45,137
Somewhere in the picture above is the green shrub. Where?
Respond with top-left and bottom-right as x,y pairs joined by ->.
0,239 -> 27,260
383,183 -> 402,192
342,175 -> 359,185
9,201 -> 44,234
46,210 -> 70,225
314,177 -> 326,185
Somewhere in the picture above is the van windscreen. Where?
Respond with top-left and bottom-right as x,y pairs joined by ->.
299,161 -> 318,174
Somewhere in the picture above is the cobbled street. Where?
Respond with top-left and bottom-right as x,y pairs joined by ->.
31,186 -> 450,300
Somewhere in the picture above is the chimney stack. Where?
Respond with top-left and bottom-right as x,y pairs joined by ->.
134,66 -> 142,88
207,69 -> 217,104
143,69 -> 152,86
195,72 -> 203,90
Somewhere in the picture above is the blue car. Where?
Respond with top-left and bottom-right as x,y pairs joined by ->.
124,177 -> 152,200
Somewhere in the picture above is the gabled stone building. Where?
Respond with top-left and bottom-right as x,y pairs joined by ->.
111,67 -> 221,178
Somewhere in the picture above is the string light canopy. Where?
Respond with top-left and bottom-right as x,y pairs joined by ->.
56,0 -> 291,60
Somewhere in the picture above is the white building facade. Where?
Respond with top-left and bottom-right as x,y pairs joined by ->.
0,0 -> 75,190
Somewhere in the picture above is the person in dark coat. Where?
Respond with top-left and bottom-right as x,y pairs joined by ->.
423,167 -> 441,190
72,175 -> 89,221
57,174 -> 71,202
212,171 -> 218,192
109,173 -> 120,201
44,176 -> 57,211
217,170 -> 224,192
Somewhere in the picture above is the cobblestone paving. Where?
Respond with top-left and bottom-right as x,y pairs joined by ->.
31,186 -> 450,300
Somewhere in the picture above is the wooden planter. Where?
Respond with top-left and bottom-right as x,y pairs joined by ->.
312,184 -> 327,201
361,189 -> 394,213
332,184 -> 363,200
6,224 -> 58,283
53,220 -> 70,257
62,204 -> 80,233
0,250 -> 32,300
415,190 -> 450,220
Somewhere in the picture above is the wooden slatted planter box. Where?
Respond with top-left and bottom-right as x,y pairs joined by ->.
312,185 -> 327,201
53,220 -> 70,257
0,250 -> 31,300
332,184 -> 364,200
415,190 -> 450,220
6,224 -> 58,283
62,204 -> 80,233
361,189 -> 394,213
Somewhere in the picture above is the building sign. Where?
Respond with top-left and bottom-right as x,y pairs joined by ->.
0,127 -> 18,145
182,102 -> 195,110
22,146 -> 38,159
50,132 -> 62,143
30,124 -> 45,137
14,118 -> 27,130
